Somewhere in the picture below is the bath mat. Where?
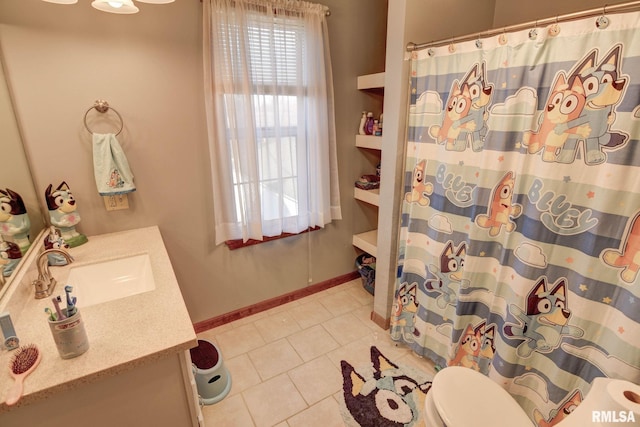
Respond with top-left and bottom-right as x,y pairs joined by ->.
339,346 -> 433,427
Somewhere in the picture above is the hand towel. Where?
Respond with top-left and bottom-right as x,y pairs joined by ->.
92,133 -> 136,196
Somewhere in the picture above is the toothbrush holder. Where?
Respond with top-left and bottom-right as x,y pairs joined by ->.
48,308 -> 89,359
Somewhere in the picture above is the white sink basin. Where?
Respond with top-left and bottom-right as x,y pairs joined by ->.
66,253 -> 155,307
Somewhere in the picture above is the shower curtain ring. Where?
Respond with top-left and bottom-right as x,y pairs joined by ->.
529,20 -> 538,40
448,37 -> 456,53
549,16 -> 561,37
498,28 -> 507,45
597,5 -> 610,28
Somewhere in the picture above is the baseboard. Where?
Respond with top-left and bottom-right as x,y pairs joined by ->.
193,270 -> 360,333
370,311 -> 390,330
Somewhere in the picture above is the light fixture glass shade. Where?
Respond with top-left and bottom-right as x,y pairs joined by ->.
41,0 -> 79,4
135,0 -> 175,3
91,0 -> 139,14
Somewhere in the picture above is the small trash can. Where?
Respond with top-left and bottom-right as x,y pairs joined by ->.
190,339 -> 232,405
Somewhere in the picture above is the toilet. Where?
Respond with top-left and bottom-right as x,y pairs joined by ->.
425,366 -> 533,427
424,366 -> 640,427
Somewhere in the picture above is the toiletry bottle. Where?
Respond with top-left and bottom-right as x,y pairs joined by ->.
358,111 -> 367,135
373,120 -> 380,136
365,112 -> 374,135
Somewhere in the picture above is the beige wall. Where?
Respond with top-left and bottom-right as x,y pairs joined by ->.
493,0 -> 631,27
0,0 -> 387,323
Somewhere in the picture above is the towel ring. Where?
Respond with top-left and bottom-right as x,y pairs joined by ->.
84,100 -> 123,136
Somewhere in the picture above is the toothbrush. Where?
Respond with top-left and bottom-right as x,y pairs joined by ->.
65,285 -> 77,317
44,308 -> 56,322
52,296 -> 66,320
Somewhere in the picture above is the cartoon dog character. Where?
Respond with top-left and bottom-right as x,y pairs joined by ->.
341,346 -> 432,427
43,226 -> 71,266
533,389 -> 582,427
522,72 -> 590,162
429,80 -> 474,150
450,63 -> 493,152
602,210 -> 640,284
478,323 -> 496,373
504,277 -> 584,358
390,282 -> 419,343
405,160 -> 433,206
0,188 -> 31,253
0,241 -> 22,277
475,171 -> 523,237
424,241 -> 466,309
448,321 -> 484,370
45,182 -> 87,247
557,44 -> 629,165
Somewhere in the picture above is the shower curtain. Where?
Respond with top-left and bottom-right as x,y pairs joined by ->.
390,11 -> 640,425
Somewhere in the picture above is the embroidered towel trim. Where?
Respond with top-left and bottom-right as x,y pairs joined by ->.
92,133 -> 136,196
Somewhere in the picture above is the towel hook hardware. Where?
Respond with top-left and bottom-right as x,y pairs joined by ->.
84,100 -> 124,136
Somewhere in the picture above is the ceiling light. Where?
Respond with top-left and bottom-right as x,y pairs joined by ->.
91,0 -> 139,14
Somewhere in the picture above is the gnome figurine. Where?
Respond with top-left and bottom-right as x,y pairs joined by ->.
0,188 -> 31,254
45,182 -> 87,247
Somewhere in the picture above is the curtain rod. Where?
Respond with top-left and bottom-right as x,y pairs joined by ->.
199,0 -> 331,15
406,0 -> 640,51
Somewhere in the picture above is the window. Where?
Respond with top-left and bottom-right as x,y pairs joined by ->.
203,0 -> 341,245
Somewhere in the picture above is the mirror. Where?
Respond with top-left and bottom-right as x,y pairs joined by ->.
0,53 -> 46,296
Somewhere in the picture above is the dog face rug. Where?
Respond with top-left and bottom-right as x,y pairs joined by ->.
340,346 -> 433,427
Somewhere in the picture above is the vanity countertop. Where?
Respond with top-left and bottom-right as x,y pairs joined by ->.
0,226 -> 197,412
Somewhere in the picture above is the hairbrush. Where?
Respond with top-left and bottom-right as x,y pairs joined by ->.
6,344 -> 41,406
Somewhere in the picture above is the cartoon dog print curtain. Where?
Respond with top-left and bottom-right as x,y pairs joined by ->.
391,11 -> 640,425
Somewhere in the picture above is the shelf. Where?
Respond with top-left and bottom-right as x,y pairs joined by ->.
357,72 -> 385,90
354,187 -> 380,206
355,134 -> 382,150
352,230 -> 378,257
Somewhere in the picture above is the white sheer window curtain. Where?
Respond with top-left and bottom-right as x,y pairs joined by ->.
203,0 -> 341,245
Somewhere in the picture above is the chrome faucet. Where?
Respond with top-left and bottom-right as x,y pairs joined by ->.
32,249 -> 74,299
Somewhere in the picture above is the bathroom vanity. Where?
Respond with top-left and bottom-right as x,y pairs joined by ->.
0,227 -> 201,426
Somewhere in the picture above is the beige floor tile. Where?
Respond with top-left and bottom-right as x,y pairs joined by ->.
289,300 -> 333,329
326,335 -> 382,373
322,313 -> 376,346
287,324 -> 339,362
288,355 -> 342,406
343,284 -> 373,306
249,338 -> 303,380
266,299 -> 301,315
395,351 -> 438,378
351,303 -> 377,330
243,374 -> 308,427
200,393 -> 255,427
318,290 -> 364,317
286,397 -> 347,427
198,322 -> 234,340
253,310 -> 302,342
216,323 -> 267,359
225,353 -> 262,397
232,310 -> 270,327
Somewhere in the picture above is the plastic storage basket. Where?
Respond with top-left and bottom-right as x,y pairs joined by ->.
356,253 -> 376,295
189,339 -> 232,405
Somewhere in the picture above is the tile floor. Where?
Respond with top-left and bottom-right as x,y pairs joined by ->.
197,278 -> 437,427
